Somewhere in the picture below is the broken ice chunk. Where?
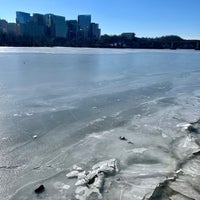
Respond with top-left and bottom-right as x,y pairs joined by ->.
66,170 -> 79,178
93,172 -> 105,189
33,135 -> 38,139
176,123 -> 192,132
73,165 -> 83,172
77,171 -> 86,180
92,159 -> 119,174
75,178 -> 88,186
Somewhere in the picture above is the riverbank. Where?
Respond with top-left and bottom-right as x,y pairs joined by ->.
1,34 -> 200,50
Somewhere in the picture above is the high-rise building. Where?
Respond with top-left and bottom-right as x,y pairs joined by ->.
16,12 -> 31,36
29,13 -> 46,37
16,13 -> 45,37
7,23 -> 20,35
32,13 -> 45,25
44,14 -> 67,38
0,19 -> 8,33
78,15 -> 91,39
44,14 -> 51,27
52,15 -> 66,38
66,20 -> 78,40
90,23 -> 101,39
21,22 -> 45,37
16,11 -> 31,24
78,15 -> 91,30
44,14 -> 52,36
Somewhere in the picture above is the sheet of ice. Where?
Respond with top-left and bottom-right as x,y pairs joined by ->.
0,48 -> 200,200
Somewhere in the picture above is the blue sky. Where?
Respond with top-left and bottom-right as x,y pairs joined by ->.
0,0 -> 200,39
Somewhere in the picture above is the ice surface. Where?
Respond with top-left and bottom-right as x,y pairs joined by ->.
0,48 -> 200,200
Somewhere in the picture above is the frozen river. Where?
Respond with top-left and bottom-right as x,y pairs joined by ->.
0,47 -> 200,200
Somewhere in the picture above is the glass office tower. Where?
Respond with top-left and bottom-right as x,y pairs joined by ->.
78,15 -> 91,39
16,11 -> 31,24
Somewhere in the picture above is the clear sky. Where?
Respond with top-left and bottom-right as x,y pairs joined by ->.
0,0 -> 200,39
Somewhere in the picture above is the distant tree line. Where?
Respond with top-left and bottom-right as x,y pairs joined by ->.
0,31 -> 199,50
97,34 -> 200,50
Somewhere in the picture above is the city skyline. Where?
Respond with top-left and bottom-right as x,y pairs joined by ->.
0,0 -> 200,39
8,11 -> 100,40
